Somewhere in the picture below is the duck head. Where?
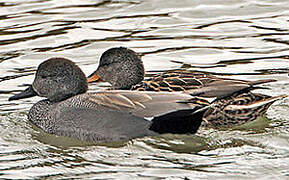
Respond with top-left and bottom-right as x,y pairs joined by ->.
9,58 -> 88,102
87,47 -> 144,89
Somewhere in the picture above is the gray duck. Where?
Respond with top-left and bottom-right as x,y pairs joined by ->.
9,58 -> 210,142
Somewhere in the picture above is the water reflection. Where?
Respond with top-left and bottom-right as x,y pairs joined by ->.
1,0 -> 289,179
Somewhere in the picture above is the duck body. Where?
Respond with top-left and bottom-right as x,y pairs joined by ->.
27,91 -> 208,142
28,94 -> 155,142
88,47 -> 288,127
131,69 -> 287,127
9,58 -> 208,143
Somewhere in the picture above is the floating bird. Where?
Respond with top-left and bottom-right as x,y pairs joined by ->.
87,47 -> 288,127
9,58 -> 211,142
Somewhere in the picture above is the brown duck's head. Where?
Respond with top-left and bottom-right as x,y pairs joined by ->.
9,58 -> 88,102
87,47 -> 145,90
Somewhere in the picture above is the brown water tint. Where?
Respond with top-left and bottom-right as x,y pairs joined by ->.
1,0 -> 289,179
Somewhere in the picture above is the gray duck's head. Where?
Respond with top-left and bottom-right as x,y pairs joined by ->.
87,47 -> 144,89
9,58 -> 88,102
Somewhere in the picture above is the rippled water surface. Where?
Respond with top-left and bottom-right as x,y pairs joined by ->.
1,0 -> 289,179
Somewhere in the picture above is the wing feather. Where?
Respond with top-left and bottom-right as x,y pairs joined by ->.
86,90 -> 209,118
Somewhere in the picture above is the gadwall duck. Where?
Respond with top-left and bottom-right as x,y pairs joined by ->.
9,58 -> 210,142
87,47 -> 288,127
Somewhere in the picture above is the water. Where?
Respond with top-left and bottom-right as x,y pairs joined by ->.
1,0 -> 289,179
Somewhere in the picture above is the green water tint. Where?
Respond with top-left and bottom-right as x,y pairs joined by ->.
1,0 -> 289,179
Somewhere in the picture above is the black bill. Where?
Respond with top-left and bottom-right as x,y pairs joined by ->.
8,85 -> 37,101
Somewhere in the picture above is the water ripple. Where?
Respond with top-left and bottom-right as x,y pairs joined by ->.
1,0 -> 289,179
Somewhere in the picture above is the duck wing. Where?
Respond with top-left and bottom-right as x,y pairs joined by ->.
87,90 -> 209,117
47,91 -> 209,142
186,79 -> 275,98
133,70 -> 276,98
132,70 -> 214,92
86,90 -> 210,134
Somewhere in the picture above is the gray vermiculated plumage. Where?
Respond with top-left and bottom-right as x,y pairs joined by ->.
27,91 -> 207,142
28,95 -> 156,142
10,58 -> 207,143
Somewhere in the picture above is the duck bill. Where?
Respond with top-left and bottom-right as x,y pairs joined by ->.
8,85 -> 37,101
87,72 -> 103,83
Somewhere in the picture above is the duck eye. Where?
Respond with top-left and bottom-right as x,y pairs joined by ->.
41,75 -> 48,79
41,74 -> 55,79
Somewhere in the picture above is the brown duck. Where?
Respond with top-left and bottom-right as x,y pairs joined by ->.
87,47 -> 288,127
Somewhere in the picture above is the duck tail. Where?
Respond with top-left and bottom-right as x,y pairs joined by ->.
150,107 -> 208,134
224,94 -> 288,111
247,79 -> 277,86
202,94 -> 288,127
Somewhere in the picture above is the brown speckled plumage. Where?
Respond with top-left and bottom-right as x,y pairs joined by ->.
131,70 -> 287,127
88,47 -> 288,127
202,92 -> 287,127
132,70 -> 217,92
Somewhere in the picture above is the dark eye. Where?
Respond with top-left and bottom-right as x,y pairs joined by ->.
41,74 -> 56,79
